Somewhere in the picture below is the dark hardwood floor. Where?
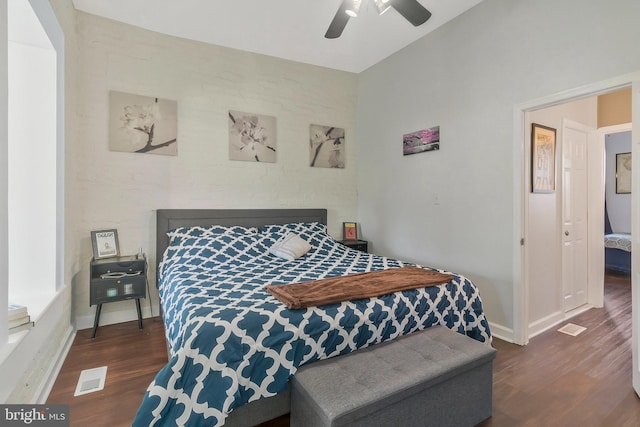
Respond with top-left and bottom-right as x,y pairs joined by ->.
47,317 -> 168,426
478,270 -> 640,427
48,271 -> 640,426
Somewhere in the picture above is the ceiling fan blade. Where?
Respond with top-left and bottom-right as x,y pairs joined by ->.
325,0 -> 351,39
390,0 -> 432,27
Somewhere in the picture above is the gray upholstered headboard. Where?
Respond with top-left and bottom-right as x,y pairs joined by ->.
155,208 -> 328,284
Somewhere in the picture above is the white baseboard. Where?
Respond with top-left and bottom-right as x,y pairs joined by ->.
564,304 -> 593,320
528,305 -> 593,339
75,303 -> 160,331
488,322 -> 515,343
35,326 -> 76,403
528,311 -> 565,339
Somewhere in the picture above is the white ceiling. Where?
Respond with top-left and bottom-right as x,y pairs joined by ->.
71,0 -> 481,73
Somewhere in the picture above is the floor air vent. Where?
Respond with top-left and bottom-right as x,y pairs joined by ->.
74,366 -> 108,397
557,323 -> 586,337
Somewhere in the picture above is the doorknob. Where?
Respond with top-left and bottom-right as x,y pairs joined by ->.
565,231 -> 570,236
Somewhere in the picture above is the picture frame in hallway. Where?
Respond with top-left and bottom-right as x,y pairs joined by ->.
616,152 -> 631,194
91,229 -> 120,260
531,123 -> 556,193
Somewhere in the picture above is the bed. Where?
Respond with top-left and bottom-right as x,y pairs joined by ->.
604,204 -> 631,274
133,208 -> 492,427
605,233 -> 631,273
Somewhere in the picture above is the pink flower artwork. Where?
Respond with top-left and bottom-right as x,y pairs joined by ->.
403,125 -> 440,156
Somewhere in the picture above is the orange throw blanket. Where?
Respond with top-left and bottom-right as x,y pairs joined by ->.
265,266 -> 453,310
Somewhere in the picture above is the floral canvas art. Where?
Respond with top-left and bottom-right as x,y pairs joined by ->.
109,91 -> 178,155
309,124 -> 345,168
228,110 -> 277,163
403,126 -> 440,155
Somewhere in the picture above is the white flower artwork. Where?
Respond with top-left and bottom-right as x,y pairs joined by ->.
228,110 -> 277,163
109,91 -> 178,155
309,124 -> 345,168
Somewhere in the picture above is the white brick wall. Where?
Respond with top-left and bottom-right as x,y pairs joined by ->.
71,12 -> 358,328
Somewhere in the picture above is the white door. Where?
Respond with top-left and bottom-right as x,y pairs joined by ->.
562,120 -> 590,312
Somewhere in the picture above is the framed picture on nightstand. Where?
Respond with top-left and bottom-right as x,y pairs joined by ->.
91,229 -> 120,259
343,222 -> 357,241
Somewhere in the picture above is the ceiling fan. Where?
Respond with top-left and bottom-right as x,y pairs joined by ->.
325,0 -> 432,39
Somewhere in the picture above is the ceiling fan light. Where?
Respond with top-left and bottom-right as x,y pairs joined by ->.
345,0 -> 362,18
374,0 -> 391,15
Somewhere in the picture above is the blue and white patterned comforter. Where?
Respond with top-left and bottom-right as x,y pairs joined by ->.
605,233 -> 632,252
133,223 -> 491,426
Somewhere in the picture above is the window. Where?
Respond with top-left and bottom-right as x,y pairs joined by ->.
3,0 -> 64,337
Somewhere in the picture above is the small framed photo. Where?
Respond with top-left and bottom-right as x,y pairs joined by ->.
91,229 -> 120,260
616,152 -> 631,194
531,123 -> 556,193
343,222 -> 357,241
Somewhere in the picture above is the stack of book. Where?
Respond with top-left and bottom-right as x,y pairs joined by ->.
8,303 -> 32,333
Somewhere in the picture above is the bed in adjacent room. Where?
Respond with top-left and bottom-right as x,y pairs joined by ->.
605,233 -> 631,273
133,208 -> 492,427
605,204 -> 631,274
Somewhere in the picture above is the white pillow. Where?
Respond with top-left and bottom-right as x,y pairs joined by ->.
269,232 -> 311,261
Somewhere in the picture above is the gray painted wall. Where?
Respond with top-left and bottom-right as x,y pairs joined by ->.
356,0 -> 640,334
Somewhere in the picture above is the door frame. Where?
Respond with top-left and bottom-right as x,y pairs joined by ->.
514,72 -> 640,346
632,82 -> 640,395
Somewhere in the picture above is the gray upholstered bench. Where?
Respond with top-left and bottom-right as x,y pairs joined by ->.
290,326 -> 496,427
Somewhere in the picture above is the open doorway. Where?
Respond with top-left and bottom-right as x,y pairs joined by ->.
603,126 -> 632,275
519,86 -> 632,343
523,96 -> 600,339
516,78 -> 640,397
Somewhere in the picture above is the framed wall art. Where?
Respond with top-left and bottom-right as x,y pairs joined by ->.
228,110 -> 277,163
91,229 -> 120,260
531,123 -> 556,193
309,124 -> 345,168
109,91 -> 178,155
403,126 -> 440,156
616,152 -> 631,194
